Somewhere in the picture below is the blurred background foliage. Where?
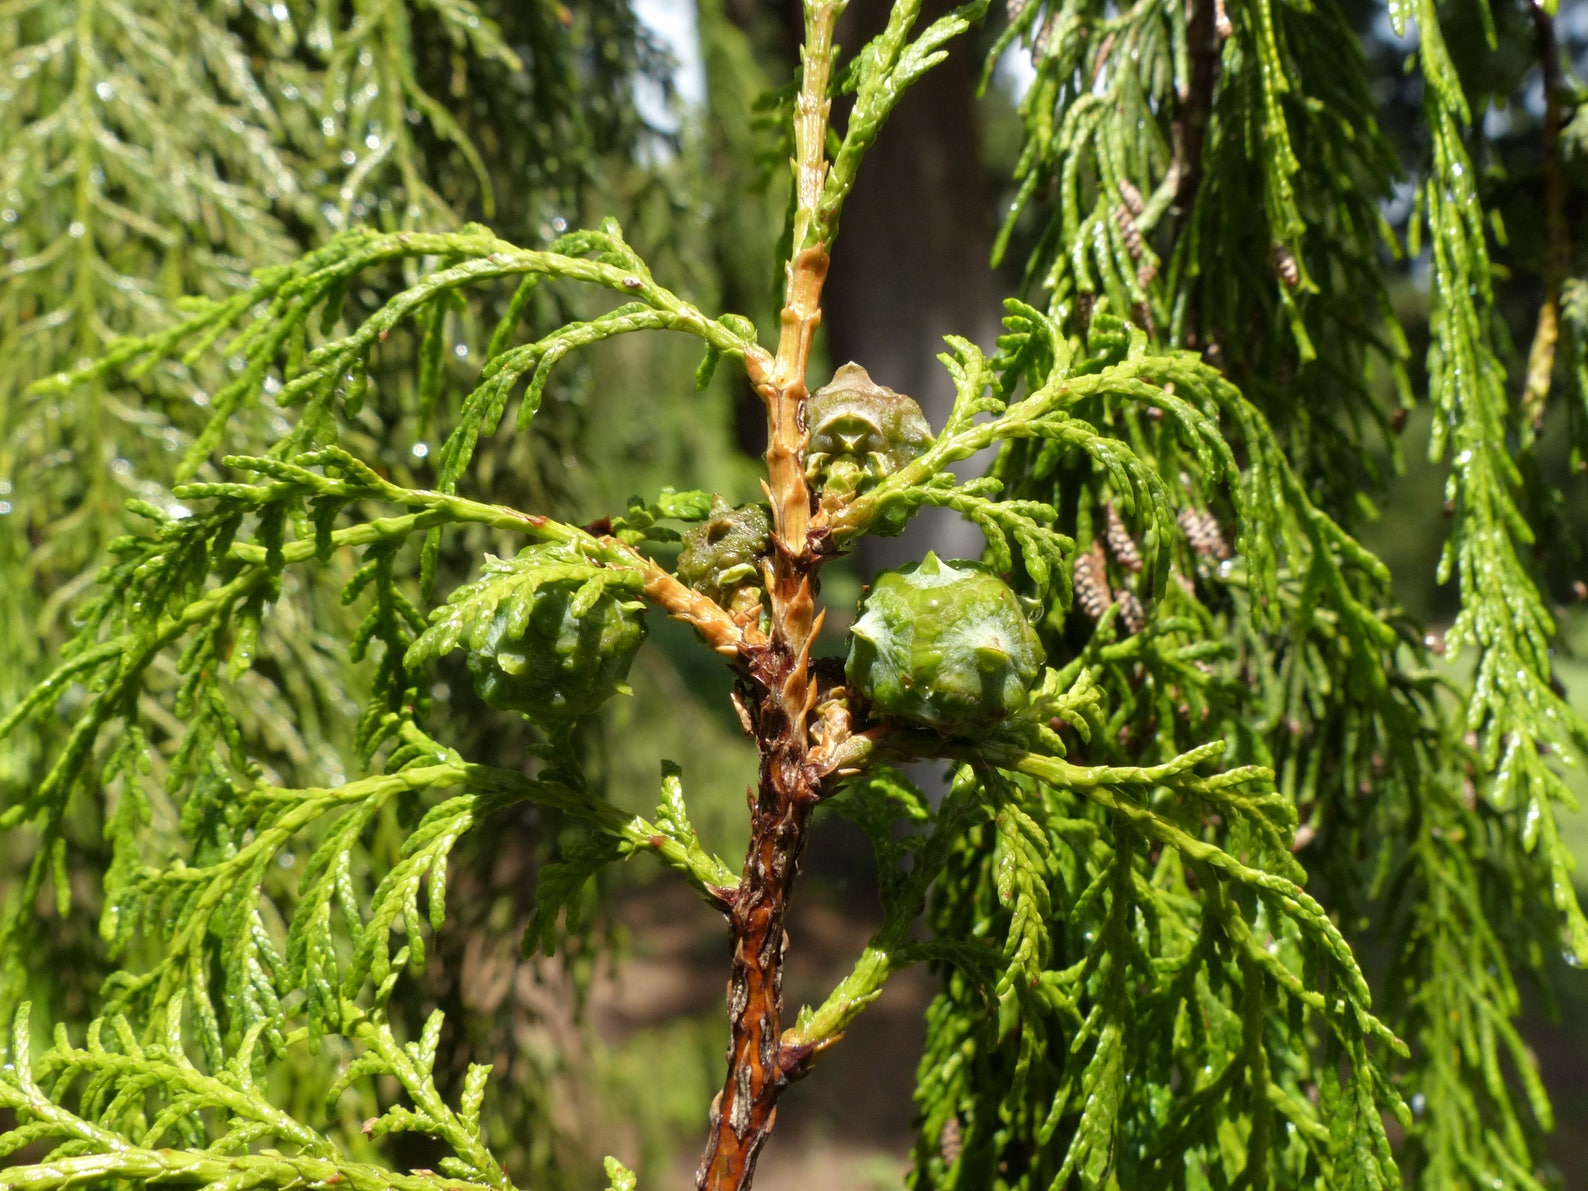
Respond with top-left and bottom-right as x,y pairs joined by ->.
4,0 -> 1588,1186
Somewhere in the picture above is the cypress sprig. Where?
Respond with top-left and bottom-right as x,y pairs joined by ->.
3,3 -> 1583,1188
0,996 -> 525,1191
1405,0 -> 1588,955
978,2 -> 1583,1186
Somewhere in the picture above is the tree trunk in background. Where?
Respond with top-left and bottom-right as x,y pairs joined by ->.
823,0 -> 1007,574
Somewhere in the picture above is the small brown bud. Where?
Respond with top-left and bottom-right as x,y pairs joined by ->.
1118,177 -> 1145,216
1132,300 -> 1156,338
1103,502 -> 1143,572
1115,204 -> 1144,260
1390,406 -> 1408,434
940,1116 -> 964,1166
1178,507 -> 1231,561
1115,588 -> 1146,634
1073,542 -> 1112,622
1031,13 -> 1057,62
1074,290 -> 1095,327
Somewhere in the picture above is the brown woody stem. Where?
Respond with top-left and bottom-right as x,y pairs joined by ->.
635,555 -> 766,657
696,5 -> 846,1189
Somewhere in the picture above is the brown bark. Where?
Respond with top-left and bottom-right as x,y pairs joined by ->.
696,9 -> 845,1187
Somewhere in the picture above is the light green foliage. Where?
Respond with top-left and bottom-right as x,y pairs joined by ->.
0,204 -> 749,1183
0,995 -> 514,1191
0,5 -> 696,1086
1401,0 -> 1588,975
846,553 -> 1044,732
0,2 -> 1584,1190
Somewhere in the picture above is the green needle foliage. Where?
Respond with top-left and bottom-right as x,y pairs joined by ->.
0,0 -> 691,1053
964,0 -> 1588,1187
1,2 -> 1586,1190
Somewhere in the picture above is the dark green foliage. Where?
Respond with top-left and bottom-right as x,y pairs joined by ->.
913,1 -> 1588,1187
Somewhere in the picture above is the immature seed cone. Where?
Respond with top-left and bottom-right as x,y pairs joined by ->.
846,553 -> 1044,734
466,579 -> 646,729
676,497 -> 771,614
805,362 -> 934,512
